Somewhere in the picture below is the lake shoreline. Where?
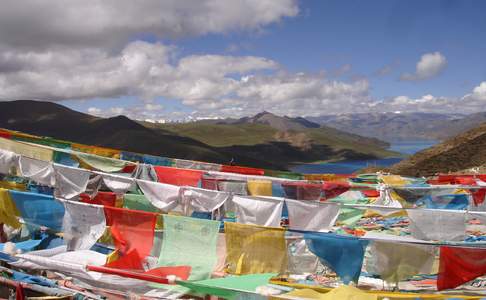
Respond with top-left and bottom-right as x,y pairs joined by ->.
289,140 -> 438,174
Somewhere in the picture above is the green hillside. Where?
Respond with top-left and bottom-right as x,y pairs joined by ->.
143,111 -> 399,164
159,123 -> 277,146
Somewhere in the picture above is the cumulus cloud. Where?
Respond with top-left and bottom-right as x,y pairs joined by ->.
373,94 -> 455,113
1,38 -> 483,119
0,41 -> 276,101
0,0 -> 298,51
0,1 -> 481,120
0,39 -> 374,117
470,81 -> 486,101
87,107 -> 102,115
400,52 -> 447,81
368,81 -> 486,115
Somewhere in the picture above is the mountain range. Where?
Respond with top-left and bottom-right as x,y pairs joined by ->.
388,121 -> 486,176
308,112 -> 486,142
0,100 -> 395,170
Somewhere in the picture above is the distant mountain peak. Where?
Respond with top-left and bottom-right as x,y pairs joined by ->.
231,111 -> 321,131
307,111 -> 486,141
253,111 -> 274,118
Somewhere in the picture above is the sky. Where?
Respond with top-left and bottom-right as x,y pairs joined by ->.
0,0 -> 485,122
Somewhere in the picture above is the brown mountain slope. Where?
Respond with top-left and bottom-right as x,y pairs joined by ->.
308,112 -> 486,141
1,100 -> 396,170
389,122 -> 486,176
0,100 -> 281,168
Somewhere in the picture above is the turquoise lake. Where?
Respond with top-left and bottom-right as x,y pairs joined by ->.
289,140 -> 438,174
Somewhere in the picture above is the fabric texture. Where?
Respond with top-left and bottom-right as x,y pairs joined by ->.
173,159 -> 221,171
123,193 -> 159,212
370,241 -> 435,283
322,182 -> 351,200
83,174 -> 103,197
422,191 -> 469,210
120,151 -> 144,163
217,180 -> 248,195
214,233 -> 227,274
53,164 -> 91,199
220,165 -> 264,176
131,163 -> 158,182
19,157 -> 90,199
265,169 -> 302,180
80,191 -> 117,207
407,209 -> 466,241
271,182 -> 286,197
0,149 -> 20,175
136,179 -> 181,212
75,152 -> 129,172
282,181 -> 322,200
71,143 -> 120,158
62,200 -> 106,251
392,188 -> 469,210
437,246 -> 486,290
284,285 -> 377,300
287,238 -> 320,274
52,151 -> 79,167
180,187 -> 230,216
286,200 -> 339,232
304,232 -> 369,284
304,174 -> 350,181
158,215 -> 221,280
0,188 -> 21,229
100,173 -> 135,195
337,207 -> 365,226
232,195 -> 283,227
0,181 -> 26,191
154,166 -> 203,187
200,175 -> 221,191
380,175 -> 410,186
18,156 -> 55,186
224,222 -> 287,275
472,188 -> 486,206
0,137 -> 53,161
0,239 -> 43,252
10,190 -> 65,231
103,206 -> 158,271
247,180 -> 272,196
142,154 -> 172,166
178,273 -> 276,300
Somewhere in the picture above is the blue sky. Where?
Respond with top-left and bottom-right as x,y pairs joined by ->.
0,0 -> 485,120
174,0 -> 486,98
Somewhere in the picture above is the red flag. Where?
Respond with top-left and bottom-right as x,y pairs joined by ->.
438,246 -> 486,290
282,181 -> 322,200
472,188 -> 486,206
0,129 -> 12,139
80,191 -> 117,207
154,166 -> 203,187
103,206 -> 158,271
322,182 -> 351,200
456,176 -> 477,185
220,165 -> 264,176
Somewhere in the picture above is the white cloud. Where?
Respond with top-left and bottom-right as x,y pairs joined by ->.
471,81 -> 486,101
0,0 -> 298,51
0,39 -> 483,119
375,94 -> 454,113
400,52 -> 447,81
0,1 -> 481,120
87,107 -> 102,115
